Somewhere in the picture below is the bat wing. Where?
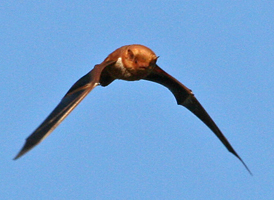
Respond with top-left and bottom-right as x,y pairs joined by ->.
14,60 -> 116,160
144,65 -> 252,175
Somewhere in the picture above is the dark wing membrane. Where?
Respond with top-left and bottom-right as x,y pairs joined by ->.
14,61 -> 116,160
144,65 -> 252,175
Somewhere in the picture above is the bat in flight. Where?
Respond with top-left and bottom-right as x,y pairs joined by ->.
14,44 -> 252,175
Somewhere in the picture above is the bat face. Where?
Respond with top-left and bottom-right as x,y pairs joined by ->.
103,44 -> 158,81
14,44 -> 251,175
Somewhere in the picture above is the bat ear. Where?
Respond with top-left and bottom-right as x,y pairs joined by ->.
127,49 -> 134,60
155,56 -> 160,63
150,56 -> 159,66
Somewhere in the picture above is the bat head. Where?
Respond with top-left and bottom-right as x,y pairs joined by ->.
102,44 -> 158,81
120,44 -> 158,80
124,44 -> 158,70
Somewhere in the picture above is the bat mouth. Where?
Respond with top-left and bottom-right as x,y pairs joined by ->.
139,63 -> 155,70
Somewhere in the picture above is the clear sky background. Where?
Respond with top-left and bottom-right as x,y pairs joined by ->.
1,1 -> 273,199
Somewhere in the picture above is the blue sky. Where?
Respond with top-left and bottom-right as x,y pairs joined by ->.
1,1 -> 274,199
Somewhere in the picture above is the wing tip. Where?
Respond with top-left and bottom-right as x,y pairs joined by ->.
13,152 -> 23,160
234,153 -> 253,176
240,159 -> 253,176
13,149 -> 26,160
13,141 -> 35,160
228,149 -> 252,176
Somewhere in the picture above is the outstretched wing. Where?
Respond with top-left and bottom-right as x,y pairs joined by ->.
14,60 -> 116,160
144,65 -> 252,175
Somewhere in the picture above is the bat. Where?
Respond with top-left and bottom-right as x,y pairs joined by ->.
14,44 -> 252,175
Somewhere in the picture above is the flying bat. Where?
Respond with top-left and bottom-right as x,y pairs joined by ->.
14,44 -> 251,175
